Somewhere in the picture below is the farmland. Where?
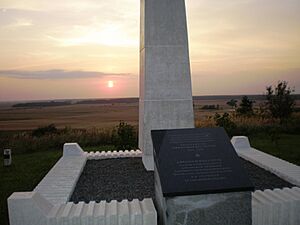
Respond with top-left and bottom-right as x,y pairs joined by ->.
2,95 -> 296,131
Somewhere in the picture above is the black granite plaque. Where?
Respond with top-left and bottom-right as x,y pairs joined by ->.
151,128 -> 254,197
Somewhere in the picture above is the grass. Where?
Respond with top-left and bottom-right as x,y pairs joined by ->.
0,145 -> 116,225
0,150 -> 62,225
0,128 -> 115,154
249,133 -> 300,166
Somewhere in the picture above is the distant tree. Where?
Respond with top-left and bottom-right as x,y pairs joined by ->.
202,105 -> 218,110
237,96 -> 255,116
226,99 -> 238,109
265,81 -> 295,124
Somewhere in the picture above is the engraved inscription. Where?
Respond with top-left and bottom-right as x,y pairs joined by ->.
173,159 -> 233,183
168,133 -> 217,152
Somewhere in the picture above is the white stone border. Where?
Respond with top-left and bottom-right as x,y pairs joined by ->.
231,136 -> 300,186
232,136 -> 300,224
34,143 -> 87,205
86,149 -> 142,160
8,143 -> 156,225
8,192 -> 157,225
252,187 -> 300,225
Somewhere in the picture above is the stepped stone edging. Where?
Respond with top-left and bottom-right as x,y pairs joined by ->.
231,136 -> 300,186
8,143 -> 156,225
252,187 -> 300,225
232,136 -> 300,224
86,149 -> 142,160
8,192 -> 156,225
34,144 -> 87,205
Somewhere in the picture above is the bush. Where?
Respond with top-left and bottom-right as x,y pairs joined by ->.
112,121 -> 137,150
32,124 -> 58,137
227,99 -> 238,109
0,127 -> 115,154
214,113 -> 236,134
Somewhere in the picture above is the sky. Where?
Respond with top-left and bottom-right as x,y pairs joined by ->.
0,0 -> 299,101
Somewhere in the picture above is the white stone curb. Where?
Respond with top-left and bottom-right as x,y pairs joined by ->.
8,143 -> 157,225
231,136 -> 300,186
8,192 -> 157,225
86,149 -> 142,160
34,143 -> 87,205
252,187 -> 300,225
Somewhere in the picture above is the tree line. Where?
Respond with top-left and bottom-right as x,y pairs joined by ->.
226,81 -> 296,124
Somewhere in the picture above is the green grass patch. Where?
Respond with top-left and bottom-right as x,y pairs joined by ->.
249,133 -> 300,166
0,150 -> 62,225
0,145 -> 115,225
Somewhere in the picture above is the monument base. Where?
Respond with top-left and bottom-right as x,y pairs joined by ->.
142,154 -> 155,171
164,192 -> 252,225
154,165 -> 252,225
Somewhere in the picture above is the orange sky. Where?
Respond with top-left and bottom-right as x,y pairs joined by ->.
0,0 -> 299,101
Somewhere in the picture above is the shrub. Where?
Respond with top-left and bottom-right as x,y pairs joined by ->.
0,127 -> 115,154
112,121 -> 137,150
32,124 -> 58,137
226,99 -> 238,109
214,113 -> 236,134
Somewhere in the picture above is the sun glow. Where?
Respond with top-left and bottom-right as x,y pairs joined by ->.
107,80 -> 114,88
53,24 -> 138,47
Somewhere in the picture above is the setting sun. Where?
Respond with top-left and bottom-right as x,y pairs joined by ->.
108,80 -> 114,88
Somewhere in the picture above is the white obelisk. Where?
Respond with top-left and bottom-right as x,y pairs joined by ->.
139,0 -> 194,171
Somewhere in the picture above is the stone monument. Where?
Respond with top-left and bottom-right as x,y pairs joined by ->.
152,128 -> 254,225
139,0 -> 194,171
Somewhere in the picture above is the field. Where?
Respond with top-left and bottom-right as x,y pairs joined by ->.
2,96 -> 295,131
0,103 -> 139,131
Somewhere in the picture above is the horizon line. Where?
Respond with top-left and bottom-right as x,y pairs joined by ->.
1,93 -> 300,104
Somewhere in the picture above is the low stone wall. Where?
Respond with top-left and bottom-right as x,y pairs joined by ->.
8,192 -> 156,225
232,136 -> 300,225
8,143 -> 156,225
86,149 -> 142,160
34,143 -> 87,205
252,187 -> 300,225
232,136 -> 300,186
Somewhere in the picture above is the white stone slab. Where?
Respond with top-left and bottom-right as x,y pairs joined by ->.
252,187 -> 300,225
8,195 -> 157,225
63,143 -> 85,157
231,136 -> 300,186
34,154 -> 87,205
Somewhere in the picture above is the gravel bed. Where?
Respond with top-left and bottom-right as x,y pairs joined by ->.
70,158 -> 154,203
240,158 -> 294,190
70,157 -> 294,203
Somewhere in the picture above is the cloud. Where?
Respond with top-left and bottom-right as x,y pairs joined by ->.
47,22 -> 138,47
0,69 -> 131,79
6,18 -> 33,28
